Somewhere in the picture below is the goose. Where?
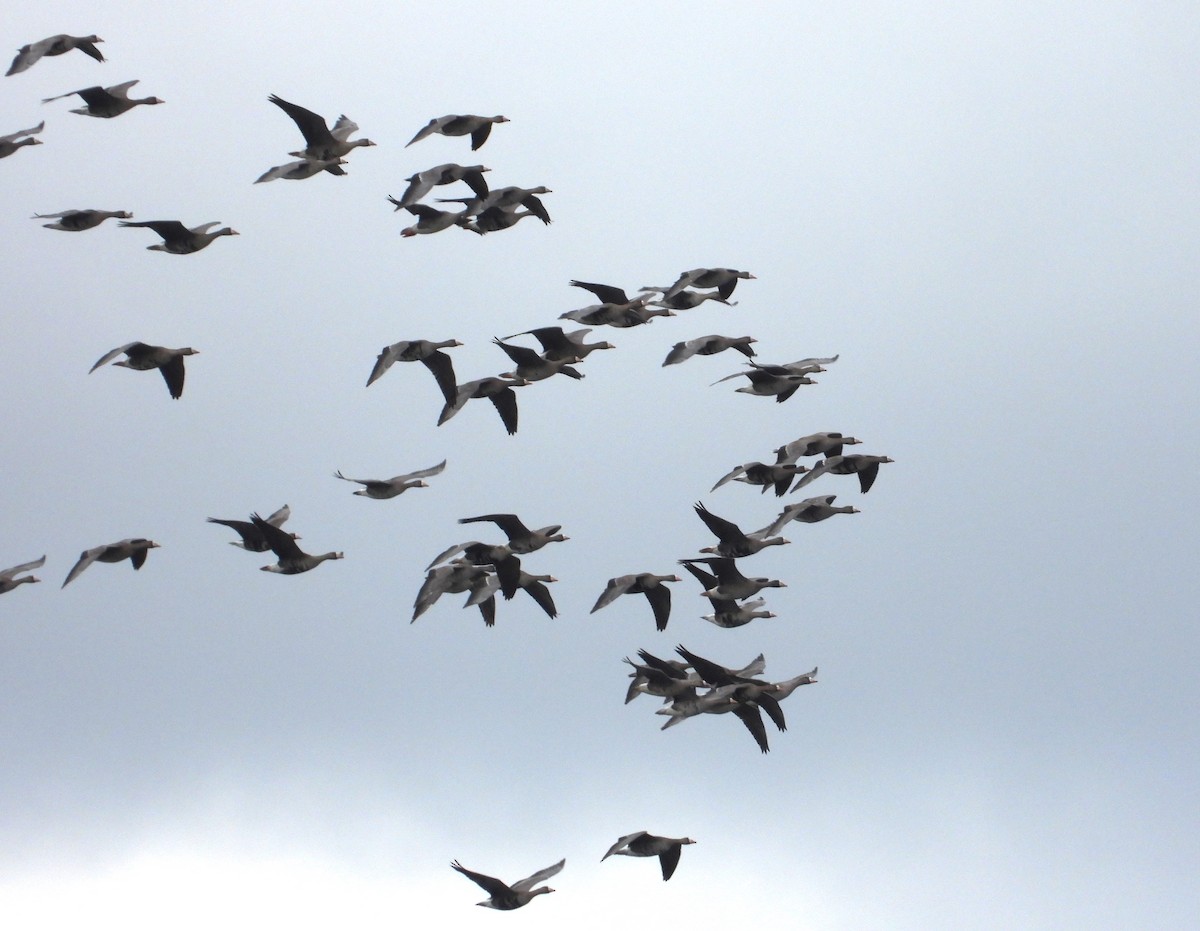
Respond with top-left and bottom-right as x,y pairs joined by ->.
407,114 -> 509,150
675,645 -> 787,753
663,335 -> 756,366
457,513 -> 568,554
774,432 -> 861,463
7,35 -> 104,76
679,556 -> 785,601
0,121 -> 43,158
710,461 -> 807,497
559,302 -> 673,328
500,326 -> 614,363
61,538 -> 158,588
254,156 -> 347,183
623,650 -> 703,703
89,342 -> 198,399
250,514 -> 342,574
693,502 -> 789,558
758,495 -> 859,538
0,555 -> 45,594
642,289 -> 737,311
267,94 -> 375,168
437,376 -> 526,434
365,338 -> 461,404
442,185 -> 552,223
389,201 -> 473,237
663,268 -> 755,301
413,559 -> 500,626
119,220 -> 238,254
32,208 -> 131,230
334,460 -> 446,498
591,573 -> 681,632
207,505 -> 297,552
449,858 -> 562,910
43,80 -> 163,118
602,832 -> 696,881
492,337 -> 584,381
393,163 -> 490,208
712,366 -> 815,402
791,454 -> 894,494
464,205 -> 542,234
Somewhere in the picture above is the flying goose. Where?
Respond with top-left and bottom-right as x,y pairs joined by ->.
679,556 -> 785,601
119,220 -> 238,254
662,335 -> 756,366
712,365 -> 816,402
602,832 -> 696,881
500,559 -> 559,618
462,205 -> 543,234
365,338 -> 461,404
623,650 -> 703,703
7,35 -> 103,76
449,858 -> 563,910
791,454 -> 894,494
590,573 -> 681,632
437,376 -> 526,434
334,460 -> 446,498
656,684 -> 741,728
774,432 -> 861,463
407,114 -> 510,150
62,538 -> 158,588
33,208 -> 131,230
413,559 -> 500,626
559,302 -> 673,328
254,156 -> 347,183
492,337 -> 584,381
758,495 -> 860,538
0,121 -> 43,158
693,502 -> 789,558
207,505 -> 296,551
675,644 -> 787,753
457,513 -> 568,554
442,185 -> 552,223
499,326 -> 614,363
389,201 -> 473,237
710,461 -> 808,497
267,94 -> 375,168
89,342 -> 198,399
43,80 -> 163,118
663,268 -> 756,300
394,163 -> 490,208
1,555 -> 45,594
643,289 -> 737,311
250,514 -> 342,574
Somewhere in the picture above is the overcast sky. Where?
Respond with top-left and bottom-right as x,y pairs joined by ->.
2,2 -> 1197,929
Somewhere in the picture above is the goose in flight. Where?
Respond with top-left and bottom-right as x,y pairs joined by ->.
663,267 -> 755,301
693,502 -> 789,558
365,338 -> 461,404
712,365 -> 816,402
710,461 -> 807,497
679,556 -> 785,601
250,514 -> 342,574
89,342 -> 198,399
0,121 -> 44,158
1,555 -> 45,594
791,454 -> 894,494
7,35 -> 104,76
492,337 -> 584,381
437,376 -> 526,434
774,431 -> 861,463
758,495 -> 860,538
602,832 -> 696,881
33,208 -> 131,230
207,505 -> 296,552
499,326 -> 614,363
393,163 -> 490,208
254,156 -> 347,183
450,858 -> 562,910
663,335 -> 756,366
591,573 -> 681,632
334,460 -> 446,498
62,539 -> 158,588
267,94 -> 375,168
457,513 -> 568,554
390,201 -> 473,237
407,114 -> 509,150
412,560 -> 500,626
119,220 -> 237,254
43,80 -> 162,118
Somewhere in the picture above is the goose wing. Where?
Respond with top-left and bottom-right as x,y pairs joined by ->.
450,861 -> 510,897
511,858 -> 564,893
251,513 -> 303,560
89,343 -> 140,372
1,555 -> 46,579
268,94 -> 332,146
61,545 -> 104,588
644,584 -> 673,632
159,353 -> 186,399
602,832 -> 646,860
591,575 -> 636,613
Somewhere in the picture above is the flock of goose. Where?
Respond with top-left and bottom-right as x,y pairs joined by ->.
4,30 -> 894,911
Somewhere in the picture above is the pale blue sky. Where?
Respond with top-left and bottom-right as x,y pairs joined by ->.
2,3 -> 1197,928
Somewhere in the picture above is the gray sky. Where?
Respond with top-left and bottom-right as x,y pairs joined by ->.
2,2 -> 1198,928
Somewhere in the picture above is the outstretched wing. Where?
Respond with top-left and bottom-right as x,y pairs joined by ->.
511,858 -> 565,893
